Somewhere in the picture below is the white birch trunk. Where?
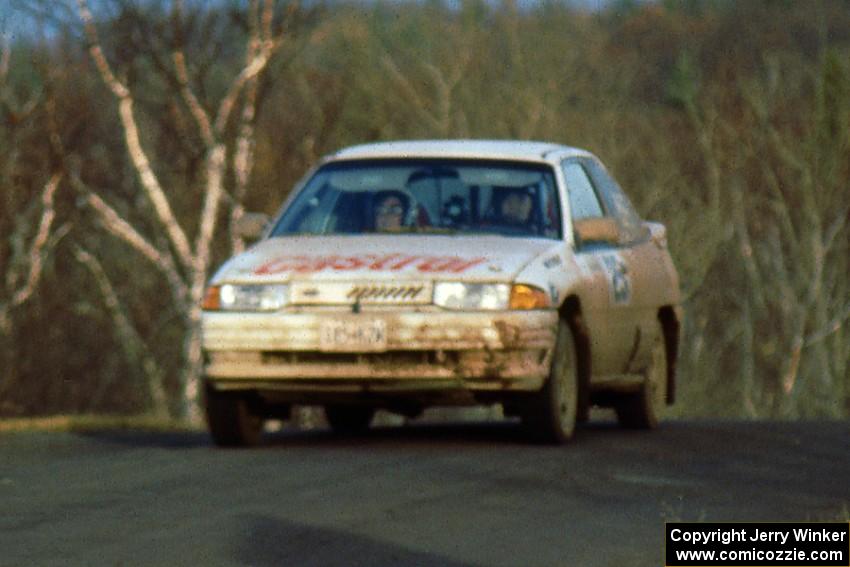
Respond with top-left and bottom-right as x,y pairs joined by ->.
76,0 -> 282,422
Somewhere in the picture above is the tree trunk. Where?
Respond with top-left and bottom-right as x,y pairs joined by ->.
180,303 -> 204,424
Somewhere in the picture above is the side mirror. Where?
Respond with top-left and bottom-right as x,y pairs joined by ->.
644,221 -> 667,248
573,217 -> 620,247
234,212 -> 270,241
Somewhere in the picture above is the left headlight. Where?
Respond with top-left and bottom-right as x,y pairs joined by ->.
433,283 -> 511,310
202,284 -> 289,311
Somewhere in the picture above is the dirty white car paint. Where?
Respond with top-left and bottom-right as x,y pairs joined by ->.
201,140 -> 682,446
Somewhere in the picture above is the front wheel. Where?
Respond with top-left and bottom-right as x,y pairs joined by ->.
520,318 -> 579,444
204,384 -> 264,447
615,322 -> 667,429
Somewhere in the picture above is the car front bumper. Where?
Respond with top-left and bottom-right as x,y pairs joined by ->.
202,308 -> 558,393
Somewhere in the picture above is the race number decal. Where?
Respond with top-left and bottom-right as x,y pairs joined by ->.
600,253 -> 631,305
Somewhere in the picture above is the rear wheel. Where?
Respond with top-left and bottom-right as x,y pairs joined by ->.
615,322 -> 667,429
204,383 -> 263,447
521,318 -> 579,444
324,405 -> 376,435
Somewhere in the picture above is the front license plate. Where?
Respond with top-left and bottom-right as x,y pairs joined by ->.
319,319 -> 387,352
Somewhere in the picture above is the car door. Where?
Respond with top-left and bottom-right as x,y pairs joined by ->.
561,159 -> 635,376
581,157 -> 667,373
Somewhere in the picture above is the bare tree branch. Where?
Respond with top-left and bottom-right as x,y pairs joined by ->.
83,191 -> 163,266
172,50 -> 214,147
74,246 -> 170,417
116,95 -> 194,267
77,0 -> 129,99
75,178 -> 189,306
73,0 -> 285,421
230,78 -> 258,254
77,0 -> 195,270
229,0 -> 269,253
10,172 -> 62,307
213,0 -> 279,135
171,0 -> 214,147
213,40 -> 279,135
822,204 -> 849,257
381,53 -> 442,134
804,301 -> 850,348
193,143 -> 225,279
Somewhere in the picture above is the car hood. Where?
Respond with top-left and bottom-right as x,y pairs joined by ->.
210,234 -> 561,284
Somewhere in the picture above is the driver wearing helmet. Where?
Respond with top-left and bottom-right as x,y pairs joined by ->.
494,187 -> 533,226
372,190 -> 412,232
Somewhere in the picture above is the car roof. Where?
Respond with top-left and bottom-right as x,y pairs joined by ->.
327,140 -> 592,163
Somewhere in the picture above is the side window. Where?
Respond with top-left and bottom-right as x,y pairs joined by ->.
562,161 -> 604,220
539,176 -> 562,239
583,158 -> 647,244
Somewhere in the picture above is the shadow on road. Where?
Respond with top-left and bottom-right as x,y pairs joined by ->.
262,419 -> 624,448
266,420 -> 529,447
234,514 -> 477,567
73,418 -> 624,450
73,429 -> 211,449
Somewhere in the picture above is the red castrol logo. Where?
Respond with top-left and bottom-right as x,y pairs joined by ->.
254,253 -> 486,275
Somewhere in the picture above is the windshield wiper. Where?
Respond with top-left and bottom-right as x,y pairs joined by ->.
369,226 -> 462,235
410,226 -> 461,235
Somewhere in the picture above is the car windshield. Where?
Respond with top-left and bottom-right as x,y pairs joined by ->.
270,159 -> 562,239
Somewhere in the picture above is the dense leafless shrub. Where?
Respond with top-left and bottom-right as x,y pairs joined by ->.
1,0 -> 848,420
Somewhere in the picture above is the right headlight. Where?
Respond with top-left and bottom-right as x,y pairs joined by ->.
433,282 -> 551,310
433,282 -> 510,310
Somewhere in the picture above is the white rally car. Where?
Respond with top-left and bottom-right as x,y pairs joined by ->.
201,140 -> 682,446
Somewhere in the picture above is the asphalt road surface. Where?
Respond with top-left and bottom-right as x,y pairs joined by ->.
1,419 -> 848,567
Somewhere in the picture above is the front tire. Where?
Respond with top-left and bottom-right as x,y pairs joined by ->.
615,322 -> 667,429
521,318 -> 579,444
324,405 -> 375,435
204,383 -> 263,447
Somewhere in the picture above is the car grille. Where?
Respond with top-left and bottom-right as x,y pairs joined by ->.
261,350 -> 448,365
289,281 -> 433,305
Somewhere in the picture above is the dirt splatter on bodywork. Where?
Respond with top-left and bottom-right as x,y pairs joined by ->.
200,141 -> 683,416
204,308 -> 558,397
